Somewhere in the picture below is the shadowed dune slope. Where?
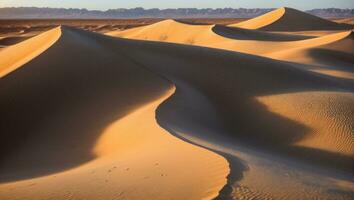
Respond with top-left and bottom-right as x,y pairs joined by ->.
212,24 -> 313,41
0,26 -> 228,200
0,36 -> 33,47
230,7 -> 354,31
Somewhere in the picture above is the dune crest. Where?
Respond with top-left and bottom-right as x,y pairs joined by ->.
0,27 -> 61,78
107,19 -> 225,45
230,7 -> 286,30
230,7 -> 353,31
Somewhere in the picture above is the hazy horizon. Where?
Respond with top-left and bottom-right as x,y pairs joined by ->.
1,0 -> 353,11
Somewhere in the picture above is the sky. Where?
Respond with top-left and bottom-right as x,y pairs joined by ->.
1,0 -> 353,10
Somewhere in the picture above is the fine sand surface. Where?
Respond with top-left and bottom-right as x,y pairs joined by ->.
1,7 -> 354,200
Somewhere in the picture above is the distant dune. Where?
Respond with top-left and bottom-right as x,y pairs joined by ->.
108,12 -> 353,79
334,17 -> 354,25
0,7 -> 353,200
230,7 -> 354,31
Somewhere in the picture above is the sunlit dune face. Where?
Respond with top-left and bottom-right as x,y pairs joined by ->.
256,91 -> 354,155
93,90 -> 173,157
0,27 -> 61,77
231,7 -> 286,30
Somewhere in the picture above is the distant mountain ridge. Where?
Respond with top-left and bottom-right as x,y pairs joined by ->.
0,7 -> 353,19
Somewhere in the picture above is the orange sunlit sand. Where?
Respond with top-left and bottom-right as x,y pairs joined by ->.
0,7 -> 353,200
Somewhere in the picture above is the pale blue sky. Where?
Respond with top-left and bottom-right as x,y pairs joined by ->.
1,0 -> 353,10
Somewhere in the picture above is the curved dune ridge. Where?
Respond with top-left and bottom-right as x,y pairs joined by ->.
230,7 -> 354,31
0,27 -> 61,77
212,24 -> 313,41
1,9 -> 354,199
108,17 -> 353,79
107,18 -> 350,54
0,26 -> 228,200
107,19 -> 227,46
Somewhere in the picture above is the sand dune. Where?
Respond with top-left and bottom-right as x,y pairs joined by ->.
230,7 -> 353,31
107,19 -> 226,46
212,24 -> 313,41
107,19 -> 325,54
108,32 -> 353,199
1,8 -> 354,200
108,18 -> 352,55
333,18 -> 354,26
257,91 -> 354,155
0,27 -> 60,77
268,31 -> 354,79
0,26 -> 228,199
110,33 -> 353,168
109,18 -> 353,79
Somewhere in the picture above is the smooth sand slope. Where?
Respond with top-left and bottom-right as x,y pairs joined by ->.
230,7 -> 353,31
0,26 -> 228,200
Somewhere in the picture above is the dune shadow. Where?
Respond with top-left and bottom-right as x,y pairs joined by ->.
156,95 -> 249,200
308,48 -> 354,69
212,25 -> 312,41
0,36 -> 33,46
0,27 -> 170,183
174,19 -> 210,25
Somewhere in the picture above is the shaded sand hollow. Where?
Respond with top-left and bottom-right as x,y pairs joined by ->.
0,7 -> 354,200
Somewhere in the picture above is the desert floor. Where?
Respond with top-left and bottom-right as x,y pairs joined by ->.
0,7 -> 353,200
